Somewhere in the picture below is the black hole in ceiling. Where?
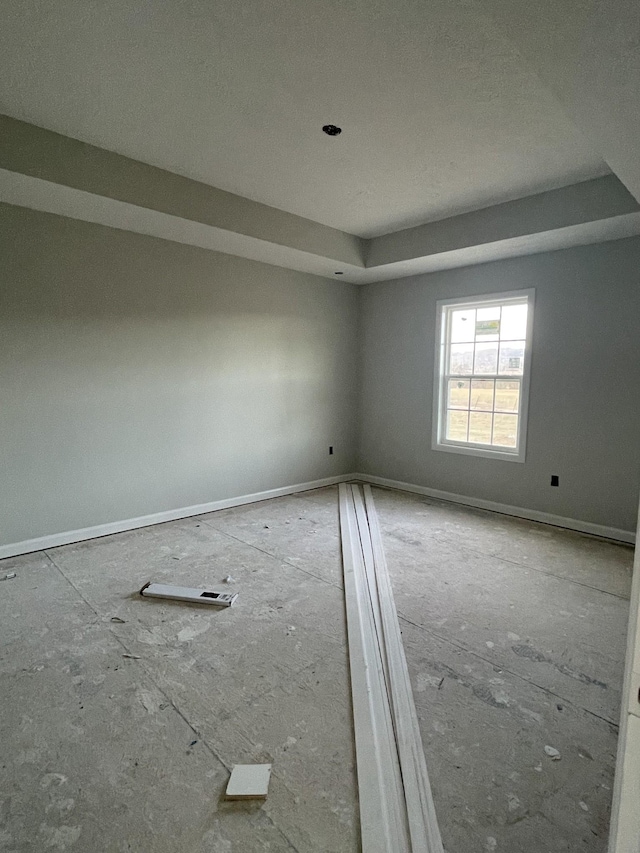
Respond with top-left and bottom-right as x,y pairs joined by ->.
323,125 -> 342,136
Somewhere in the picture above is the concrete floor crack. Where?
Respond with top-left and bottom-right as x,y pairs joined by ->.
398,611 -> 619,729
199,516 -> 345,592
433,533 -> 632,602
44,550 -> 101,616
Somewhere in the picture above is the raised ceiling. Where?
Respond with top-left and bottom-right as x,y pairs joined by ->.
0,0 -> 608,238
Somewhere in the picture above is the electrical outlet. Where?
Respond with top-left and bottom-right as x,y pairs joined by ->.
551,475 -> 559,487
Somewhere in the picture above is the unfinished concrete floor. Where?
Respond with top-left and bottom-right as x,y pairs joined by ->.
0,485 -> 633,852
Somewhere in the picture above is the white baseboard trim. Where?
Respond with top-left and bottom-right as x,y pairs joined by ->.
353,473 -> 636,545
2,470 -> 634,560
0,474 -> 357,560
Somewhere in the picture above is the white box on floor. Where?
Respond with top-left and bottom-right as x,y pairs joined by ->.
225,764 -> 272,800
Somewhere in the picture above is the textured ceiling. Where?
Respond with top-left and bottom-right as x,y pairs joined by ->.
0,0 -> 609,237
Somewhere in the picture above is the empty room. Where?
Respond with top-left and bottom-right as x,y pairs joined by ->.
1,1 -> 640,851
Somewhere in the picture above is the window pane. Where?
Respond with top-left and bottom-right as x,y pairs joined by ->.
474,342 -> 498,374
500,303 -> 527,340
438,295 -> 530,457
495,380 -> 520,412
449,342 -> 474,374
493,413 -> 518,447
470,379 -> 494,411
498,341 -> 525,375
475,306 -> 500,341
451,308 -> 475,343
447,379 -> 470,409
469,412 -> 493,444
446,410 -> 468,442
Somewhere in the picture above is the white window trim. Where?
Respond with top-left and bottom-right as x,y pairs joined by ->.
432,288 -> 535,463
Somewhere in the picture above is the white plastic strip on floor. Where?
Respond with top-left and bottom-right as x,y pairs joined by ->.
339,483 -> 444,853
339,483 -> 411,852
361,484 -> 444,853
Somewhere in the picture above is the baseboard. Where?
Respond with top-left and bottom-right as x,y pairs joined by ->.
353,473 -> 636,545
0,473 -> 357,560
3,470 -> 634,560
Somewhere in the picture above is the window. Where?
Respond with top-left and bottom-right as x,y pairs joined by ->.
433,289 -> 534,462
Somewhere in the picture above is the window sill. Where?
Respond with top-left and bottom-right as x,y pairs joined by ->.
432,441 -> 525,463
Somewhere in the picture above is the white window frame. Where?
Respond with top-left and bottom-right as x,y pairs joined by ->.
432,288 -> 535,463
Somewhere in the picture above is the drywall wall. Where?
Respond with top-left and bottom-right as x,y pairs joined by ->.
358,237 -> 640,532
0,203 -> 358,548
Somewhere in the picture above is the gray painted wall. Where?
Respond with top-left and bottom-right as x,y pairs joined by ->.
358,238 -> 640,532
1,204 -> 358,547
3,202 -> 639,547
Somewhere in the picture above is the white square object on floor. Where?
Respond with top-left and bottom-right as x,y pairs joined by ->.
225,764 -> 272,800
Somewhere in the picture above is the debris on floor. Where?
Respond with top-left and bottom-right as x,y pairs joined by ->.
225,764 -> 272,800
223,575 -> 236,584
140,582 -> 238,607
1,483 -> 628,853
122,653 -> 141,659
110,616 -> 126,623
0,572 -> 17,581
544,745 -> 561,760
